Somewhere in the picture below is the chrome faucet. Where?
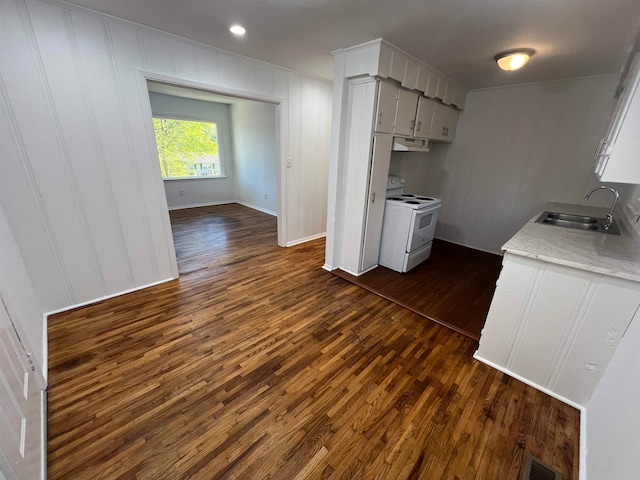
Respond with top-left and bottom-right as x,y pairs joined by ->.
584,185 -> 620,230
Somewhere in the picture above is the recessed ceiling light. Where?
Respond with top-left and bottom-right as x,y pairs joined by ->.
494,49 -> 536,71
229,25 -> 246,36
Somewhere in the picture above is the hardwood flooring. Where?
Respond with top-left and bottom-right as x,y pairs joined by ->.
48,204 -> 579,479
332,240 -> 503,340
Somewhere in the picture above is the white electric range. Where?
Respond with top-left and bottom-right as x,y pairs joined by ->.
378,176 -> 441,273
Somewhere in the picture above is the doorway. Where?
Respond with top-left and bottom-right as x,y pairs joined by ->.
143,78 -> 281,272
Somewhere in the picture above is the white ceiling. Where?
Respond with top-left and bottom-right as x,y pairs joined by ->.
64,0 -> 640,89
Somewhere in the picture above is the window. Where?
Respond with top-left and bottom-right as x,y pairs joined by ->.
152,117 -> 223,178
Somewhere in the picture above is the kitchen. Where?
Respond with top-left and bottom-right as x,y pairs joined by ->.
1,0 -> 640,478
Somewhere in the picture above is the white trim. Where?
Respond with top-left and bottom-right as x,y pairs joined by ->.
473,351 -> 584,409
434,236 -> 503,256
235,202 -> 277,217
44,277 -> 175,317
41,315 -> 47,383
286,232 -> 326,247
322,263 -> 335,272
167,201 -> 234,211
580,407 -> 587,480
163,176 -> 228,181
41,390 -> 46,480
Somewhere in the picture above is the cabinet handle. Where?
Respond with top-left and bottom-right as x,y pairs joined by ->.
445,127 -> 449,136
410,120 -> 415,131
442,126 -> 446,136
592,137 -> 607,161
378,112 -> 383,125
372,192 -> 376,203
416,121 -> 421,132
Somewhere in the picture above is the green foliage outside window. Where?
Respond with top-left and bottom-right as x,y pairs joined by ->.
153,118 -> 221,178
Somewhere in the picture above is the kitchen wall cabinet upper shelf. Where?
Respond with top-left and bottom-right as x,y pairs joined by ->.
594,53 -> 640,183
337,38 -> 468,110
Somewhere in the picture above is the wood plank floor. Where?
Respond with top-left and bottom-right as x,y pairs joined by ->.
48,204 -> 579,480
332,240 -> 503,340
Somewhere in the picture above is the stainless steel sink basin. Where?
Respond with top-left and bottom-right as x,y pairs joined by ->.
535,211 -> 621,235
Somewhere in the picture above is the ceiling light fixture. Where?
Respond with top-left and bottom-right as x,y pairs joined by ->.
494,49 -> 535,71
229,24 -> 246,36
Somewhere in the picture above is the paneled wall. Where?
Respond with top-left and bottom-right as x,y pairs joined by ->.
231,101 -> 278,215
148,92 -> 236,209
407,74 -> 631,254
0,0 -> 332,312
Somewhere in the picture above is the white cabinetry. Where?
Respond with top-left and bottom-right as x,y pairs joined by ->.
476,253 -> 640,407
594,54 -> 640,183
340,78 -> 393,275
413,96 -> 434,140
361,134 -> 393,271
394,89 -> 419,137
374,81 -> 397,134
429,102 -> 459,143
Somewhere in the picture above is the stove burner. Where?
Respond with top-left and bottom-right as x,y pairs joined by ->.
388,197 -> 404,201
416,196 -> 435,201
405,200 -> 420,204
401,194 -> 415,198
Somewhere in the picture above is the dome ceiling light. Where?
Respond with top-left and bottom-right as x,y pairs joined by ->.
494,49 -> 536,71
229,24 -> 246,36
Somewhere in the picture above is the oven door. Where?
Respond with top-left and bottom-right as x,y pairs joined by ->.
406,204 -> 440,252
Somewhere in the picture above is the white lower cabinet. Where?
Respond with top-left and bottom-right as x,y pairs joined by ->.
476,253 -> 640,407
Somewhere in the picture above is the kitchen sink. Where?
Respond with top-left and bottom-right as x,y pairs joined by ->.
535,211 -> 621,235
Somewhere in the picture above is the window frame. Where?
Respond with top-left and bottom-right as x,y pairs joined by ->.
152,113 -> 227,180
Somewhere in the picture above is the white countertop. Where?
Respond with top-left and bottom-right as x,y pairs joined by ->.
503,202 -> 640,282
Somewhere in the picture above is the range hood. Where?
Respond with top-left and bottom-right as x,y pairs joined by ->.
392,137 -> 430,152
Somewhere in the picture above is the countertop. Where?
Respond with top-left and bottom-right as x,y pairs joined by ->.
503,202 -> 640,282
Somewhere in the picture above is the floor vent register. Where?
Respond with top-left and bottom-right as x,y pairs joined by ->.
521,453 -> 563,480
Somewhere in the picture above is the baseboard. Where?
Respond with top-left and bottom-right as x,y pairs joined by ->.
235,201 -> 277,217
322,263 -> 335,272
41,389 -> 47,480
167,200 -> 234,211
580,405 -> 587,480
286,232 -> 326,247
473,352 -> 584,410
41,315 -> 47,383
44,277 -> 176,317
435,237 -> 503,256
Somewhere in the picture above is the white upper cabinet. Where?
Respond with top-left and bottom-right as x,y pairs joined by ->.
595,53 -> 640,183
394,89 -> 419,137
413,96 -> 435,139
375,81 -> 397,134
429,102 -> 459,142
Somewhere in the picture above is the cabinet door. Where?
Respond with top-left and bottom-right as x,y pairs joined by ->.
393,89 -> 418,137
374,81 -> 397,134
361,134 -> 393,272
595,54 -> 640,183
413,96 -> 434,139
429,102 -> 459,142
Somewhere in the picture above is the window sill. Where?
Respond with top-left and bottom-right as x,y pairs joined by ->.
163,176 -> 228,181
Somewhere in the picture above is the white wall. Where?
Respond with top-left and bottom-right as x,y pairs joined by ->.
230,100 -> 278,215
412,74 -> 634,253
148,92 -> 236,209
0,0 -> 332,313
586,309 -> 640,479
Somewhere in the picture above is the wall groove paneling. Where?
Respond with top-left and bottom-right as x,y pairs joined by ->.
0,0 -> 332,313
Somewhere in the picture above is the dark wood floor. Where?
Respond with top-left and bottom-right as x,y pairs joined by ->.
47,204 -> 579,479
333,240 -> 503,340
